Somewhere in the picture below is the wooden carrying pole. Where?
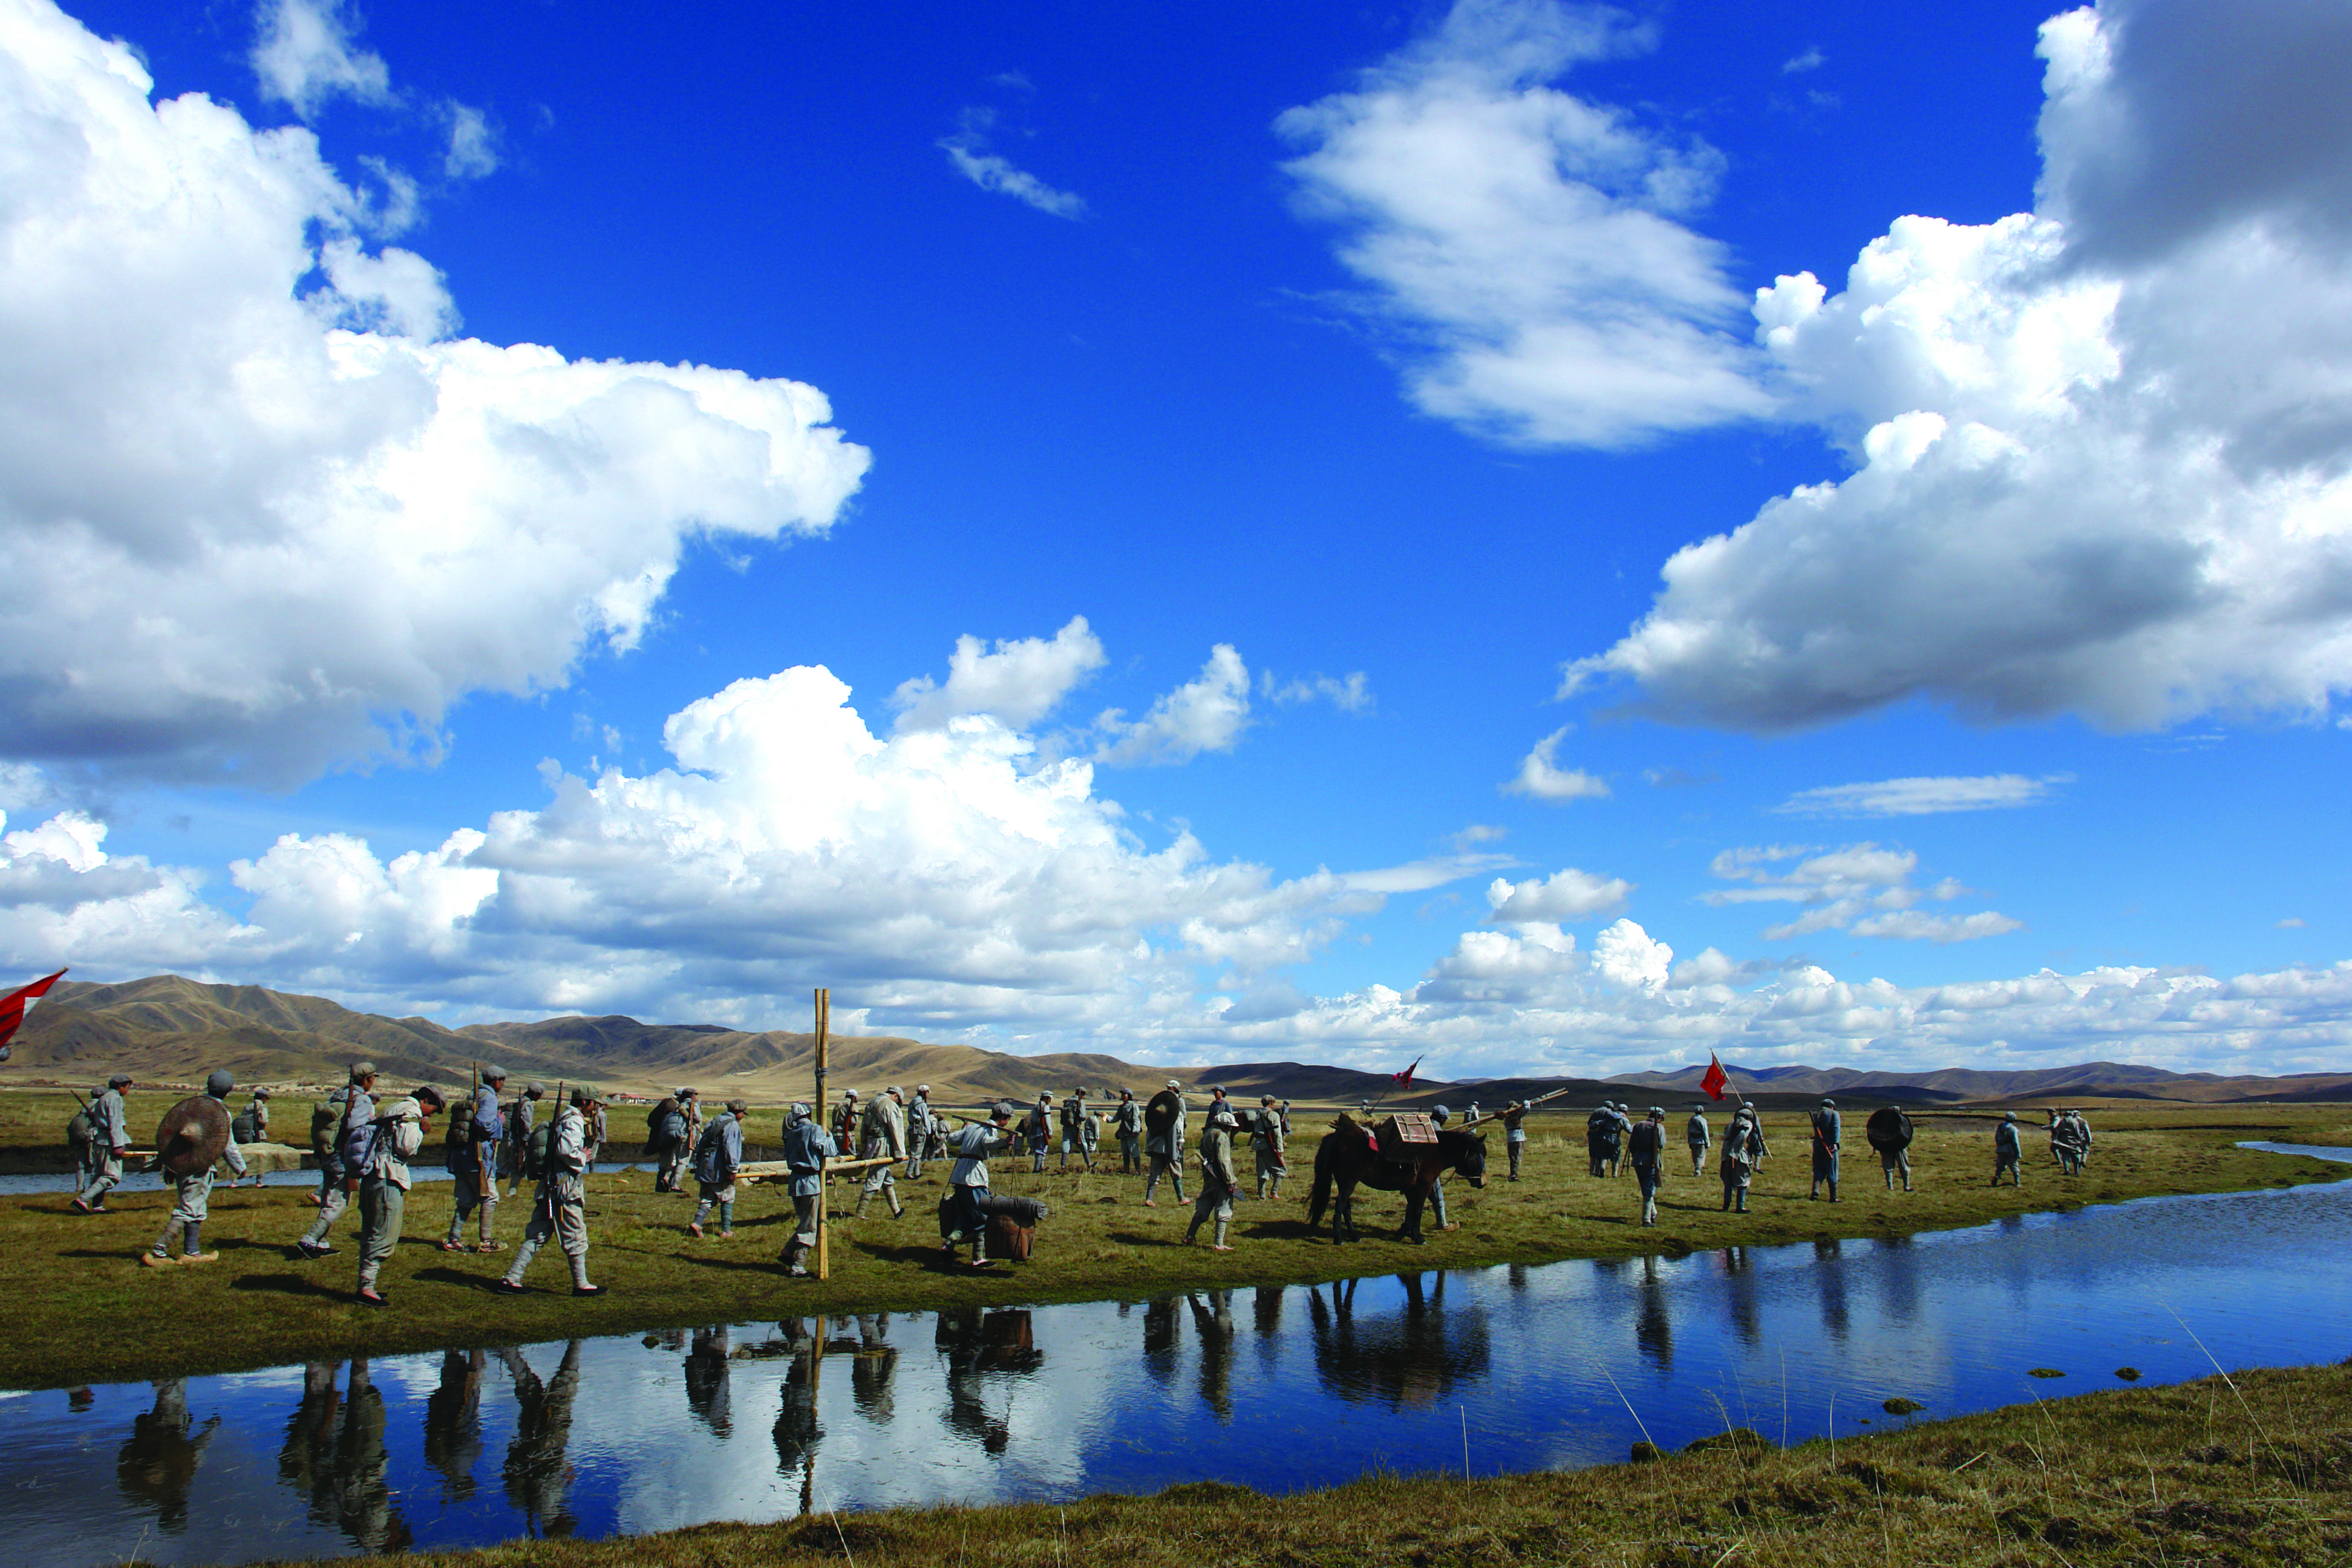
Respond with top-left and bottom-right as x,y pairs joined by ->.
813,987 -> 830,1281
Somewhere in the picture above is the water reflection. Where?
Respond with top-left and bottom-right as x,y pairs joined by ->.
11,1146 -> 2350,1568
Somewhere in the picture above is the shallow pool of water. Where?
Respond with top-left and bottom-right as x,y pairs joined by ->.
5,1144 -> 2346,1567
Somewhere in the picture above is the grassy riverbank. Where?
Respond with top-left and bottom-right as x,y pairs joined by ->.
227,1361 -> 2352,1568
10,1103 -> 2345,1389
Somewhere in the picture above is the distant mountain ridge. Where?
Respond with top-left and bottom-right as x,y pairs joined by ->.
1,975 -> 1442,1104
1605,1059 -> 2352,1105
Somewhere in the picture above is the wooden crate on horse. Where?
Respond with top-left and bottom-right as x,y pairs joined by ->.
1375,1112 -> 1438,1161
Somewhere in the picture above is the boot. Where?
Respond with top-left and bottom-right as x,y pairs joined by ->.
1828,1181 -> 1839,1203
1210,1218 -> 1231,1252
852,1193 -> 869,1220
887,1191 -> 904,1218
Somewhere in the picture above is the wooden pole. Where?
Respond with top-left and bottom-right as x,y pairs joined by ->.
813,987 -> 829,1281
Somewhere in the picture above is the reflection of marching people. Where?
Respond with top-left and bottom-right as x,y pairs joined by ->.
685,1326 -> 733,1437
851,1313 -> 900,1423
423,1348 -> 486,1502
1188,1289 -> 1238,1420
500,1341 -> 584,1538
332,1361 -> 415,1552
115,1379 -> 219,1534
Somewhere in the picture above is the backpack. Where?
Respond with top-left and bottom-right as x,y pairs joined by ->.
526,1119 -> 552,1178
693,1115 -> 734,1185
231,1108 -> 258,1144
647,1098 -> 681,1152
310,1096 -> 343,1158
65,1106 -> 92,1150
445,1094 -> 474,1147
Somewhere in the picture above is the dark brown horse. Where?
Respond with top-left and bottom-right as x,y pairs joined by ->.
1307,1122 -> 1487,1244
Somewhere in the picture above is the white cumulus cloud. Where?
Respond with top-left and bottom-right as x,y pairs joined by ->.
1704,841 -> 2016,943
0,0 -> 869,785
250,0 -> 389,118
1093,645 -> 1253,766
1500,727 -> 1609,801
1572,0 -> 2352,734
1485,866 -> 1632,921
1276,0 -> 1772,448
890,617 -> 1107,734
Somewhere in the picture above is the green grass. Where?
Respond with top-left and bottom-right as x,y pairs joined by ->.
9,1101 -> 2346,1390
217,1360 -> 2352,1568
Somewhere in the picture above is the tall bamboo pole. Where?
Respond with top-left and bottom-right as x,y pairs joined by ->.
812,987 -> 830,1281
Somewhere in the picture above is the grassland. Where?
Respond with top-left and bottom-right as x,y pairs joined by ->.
8,1099 -> 2344,1390
221,1360 -> 2352,1568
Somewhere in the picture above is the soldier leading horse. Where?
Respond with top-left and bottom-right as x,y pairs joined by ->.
1307,1122 -> 1487,1244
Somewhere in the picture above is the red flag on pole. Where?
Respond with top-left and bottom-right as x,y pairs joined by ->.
0,967 -> 66,1053
1700,1053 -> 1728,1102
1392,1056 -> 1422,1089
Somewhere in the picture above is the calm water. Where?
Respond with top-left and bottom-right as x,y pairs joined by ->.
5,1144 -> 2346,1567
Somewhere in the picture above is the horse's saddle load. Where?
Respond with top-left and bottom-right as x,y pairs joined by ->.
1375,1112 -> 1438,1163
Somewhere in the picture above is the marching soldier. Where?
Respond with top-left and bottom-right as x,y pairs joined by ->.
1081,1100 -> 1103,1166
144,1070 -> 247,1266
654,1088 -> 699,1194
688,1099 -> 746,1238
1685,1103 -> 1711,1177
354,1083 -> 445,1307
1720,1108 -> 1756,1212
229,1088 -> 272,1186
942,1102 -> 1016,1267
1739,1100 -> 1772,1166
2071,1108 -> 2095,1169
73,1072 -> 134,1212
1252,1094 -> 1288,1199
775,1101 -> 837,1276
505,1082 -> 544,1197
855,1086 -> 908,1218
496,1085 -> 604,1297
443,1066 -> 508,1253
905,1086 -> 934,1180
1143,1080 -> 1189,1206
1112,1088 -> 1143,1174
1500,1099 -> 1529,1181
1809,1097 -> 1842,1202
1993,1111 -> 2024,1186
1059,1088 -> 1093,1172
1185,1104 -> 1242,1251
1024,1093 -> 1054,1174
828,1091 -> 860,1183
296,1063 -> 377,1258
1629,1105 -> 1666,1226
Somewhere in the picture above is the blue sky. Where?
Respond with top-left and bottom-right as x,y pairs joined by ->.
2,0 -> 2349,1077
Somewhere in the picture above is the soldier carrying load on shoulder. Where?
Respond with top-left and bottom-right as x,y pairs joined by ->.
143,1070 -> 248,1267
353,1082 -> 445,1307
688,1099 -> 747,1239
1186,1103 -> 1243,1252
856,1086 -> 908,1218
1252,1094 -> 1287,1199
775,1101 -> 837,1277
941,1102 -> 1015,1269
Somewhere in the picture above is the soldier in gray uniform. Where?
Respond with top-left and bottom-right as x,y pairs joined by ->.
74,1072 -> 134,1212
1809,1097 -> 1841,1201
656,1088 -> 699,1195
1992,1111 -> 2024,1186
1024,1093 -> 1054,1174
2053,1109 -> 2087,1174
296,1063 -> 378,1258
145,1070 -> 248,1266
354,1083 -> 445,1307
1113,1088 -> 1143,1174
1059,1088 -> 1093,1171
1628,1105 -> 1667,1226
942,1103 -> 1015,1267
855,1086 -> 908,1218
504,1082 -> 544,1197
905,1086 -> 933,1180
1186,1105 -> 1243,1250
1143,1080 -> 1189,1206
443,1066 -> 509,1253
2071,1108 -> 2094,1169
495,1085 -> 604,1297
1252,1094 -> 1288,1198
229,1089 -> 273,1186
774,1101 -> 837,1276
1500,1100 -> 1529,1180
1427,1105 -> 1459,1229
688,1099 -> 746,1238
1685,1103 -> 1711,1177
1720,1108 -> 1756,1212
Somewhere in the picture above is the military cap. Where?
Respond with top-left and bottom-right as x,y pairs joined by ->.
916,1083 -> 930,1094
349,1060 -> 378,1081
526,1081 -> 546,1097
726,1098 -> 748,1115
991,1100 -> 1016,1121
416,1085 -> 448,1108
1648,1105 -> 1664,1116
789,1101 -> 812,1120
1261,1094 -> 1276,1105
252,1088 -> 271,1100
1119,1088 -> 1134,1099
886,1085 -> 903,1097
571,1083 -> 601,1103
108,1071 -> 134,1088
1821,1097 -> 1836,1107
206,1069 -> 234,1097
1165,1078 -> 1181,1090
482,1064 -> 509,1083
2003,1111 -> 2017,1121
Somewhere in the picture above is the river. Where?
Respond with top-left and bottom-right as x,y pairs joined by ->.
5,1143 -> 2345,1567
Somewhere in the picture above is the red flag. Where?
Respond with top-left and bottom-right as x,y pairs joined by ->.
0,967 -> 65,1051
1391,1056 -> 1422,1089
1700,1053 -> 1728,1102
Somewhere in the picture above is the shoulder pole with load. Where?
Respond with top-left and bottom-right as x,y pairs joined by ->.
813,987 -> 829,1282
